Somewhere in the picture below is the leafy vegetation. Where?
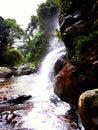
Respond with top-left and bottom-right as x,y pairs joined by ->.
0,16 -> 25,66
20,0 -> 58,67
5,18 -> 26,45
66,29 -> 98,63
0,17 -> 10,52
3,48 -> 23,66
21,29 -> 46,65
26,15 -> 38,38
0,0 -> 59,67
54,29 -> 62,40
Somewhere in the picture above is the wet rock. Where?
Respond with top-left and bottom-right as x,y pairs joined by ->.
15,65 -> 37,76
67,104 -> 85,130
0,94 -> 33,129
55,0 -> 98,129
13,110 -> 27,117
54,61 -> 98,107
8,95 -> 32,104
59,0 -> 98,47
78,89 -> 98,130
54,64 -> 77,105
58,104 -> 84,130
0,95 -> 33,113
1,111 -> 11,115
0,67 -> 13,78
54,55 -> 66,75
0,110 -> 24,128
92,60 -> 98,77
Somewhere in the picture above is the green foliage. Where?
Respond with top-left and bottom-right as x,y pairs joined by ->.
74,30 -> 98,59
53,0 -> 61,5
0,16 -> 26,66
66,29 -> 98,63
5,18 -> 26,45
22,29 -> 46,66
74,35 -> 91,54
26,15 -> 38,37
25,52 -> 31,63
54,29 -> 62,40
59,0 -> 71,13
46,0 -> 59,9
21,1 -> 59,66
3,48 -> 23,66
0,16 -> 10,50
37,1 -> 58,32
37,1 -> 58,19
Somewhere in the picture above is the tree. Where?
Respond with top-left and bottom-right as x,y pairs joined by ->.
5,18 -> 26,46
0,16 -> 10,51
26,15 -> 38,38
37,1 -> 58,30
21,1 -> 58,66
0,16 -> 25,65
21,29 -> 46,65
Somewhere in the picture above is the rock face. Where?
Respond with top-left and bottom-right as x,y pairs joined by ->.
54,61 -> 98,107
54,0 -> 98,129
59,0 -> 98,67
54,55 -> 66,75
59,0 -> 98,49
54,0 -> 98,106
54,64 -> 77,105
78,89 -> 98,130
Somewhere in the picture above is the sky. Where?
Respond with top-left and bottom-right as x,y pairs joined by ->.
0,0 -> 46,29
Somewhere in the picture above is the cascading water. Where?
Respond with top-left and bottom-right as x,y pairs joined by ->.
0,14 -> 85,130
19,38 -> 85,130
0,37 -> 85,130
39,39 -> 65,84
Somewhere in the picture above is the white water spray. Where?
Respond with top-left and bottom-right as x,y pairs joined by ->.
39,46 -> 65,84
21,36 -> 84,130
20,14 -> 85,130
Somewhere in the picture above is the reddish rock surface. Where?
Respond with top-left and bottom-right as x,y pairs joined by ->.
54,63 -> 78,105
54,61 -> 98,107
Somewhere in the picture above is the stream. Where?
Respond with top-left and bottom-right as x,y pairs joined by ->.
0,39 -> 85,130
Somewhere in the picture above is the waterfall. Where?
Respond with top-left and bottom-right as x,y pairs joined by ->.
39,39 -> 65,84
21,37 -> 85,130
21,15 -> 85,130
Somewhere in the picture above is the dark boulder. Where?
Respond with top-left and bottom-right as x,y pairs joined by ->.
8,95 -> 32,104
54,54 -> 66,75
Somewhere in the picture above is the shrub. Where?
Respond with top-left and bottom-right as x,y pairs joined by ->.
3,48 -> 23,66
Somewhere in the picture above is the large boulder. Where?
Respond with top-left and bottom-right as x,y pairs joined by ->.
78,89 -> 98,130
54,61 -> 98,107
54,64 -> 77,105
10,65 -> 38,77
0,67 -> 13,78
15,65 -> 37,76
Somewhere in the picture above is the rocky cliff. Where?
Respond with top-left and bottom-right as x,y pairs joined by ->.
54,0 -> 98,129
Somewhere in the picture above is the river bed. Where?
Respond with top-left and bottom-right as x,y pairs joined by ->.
0,74 -> 85,130
0,42 -> 85,130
